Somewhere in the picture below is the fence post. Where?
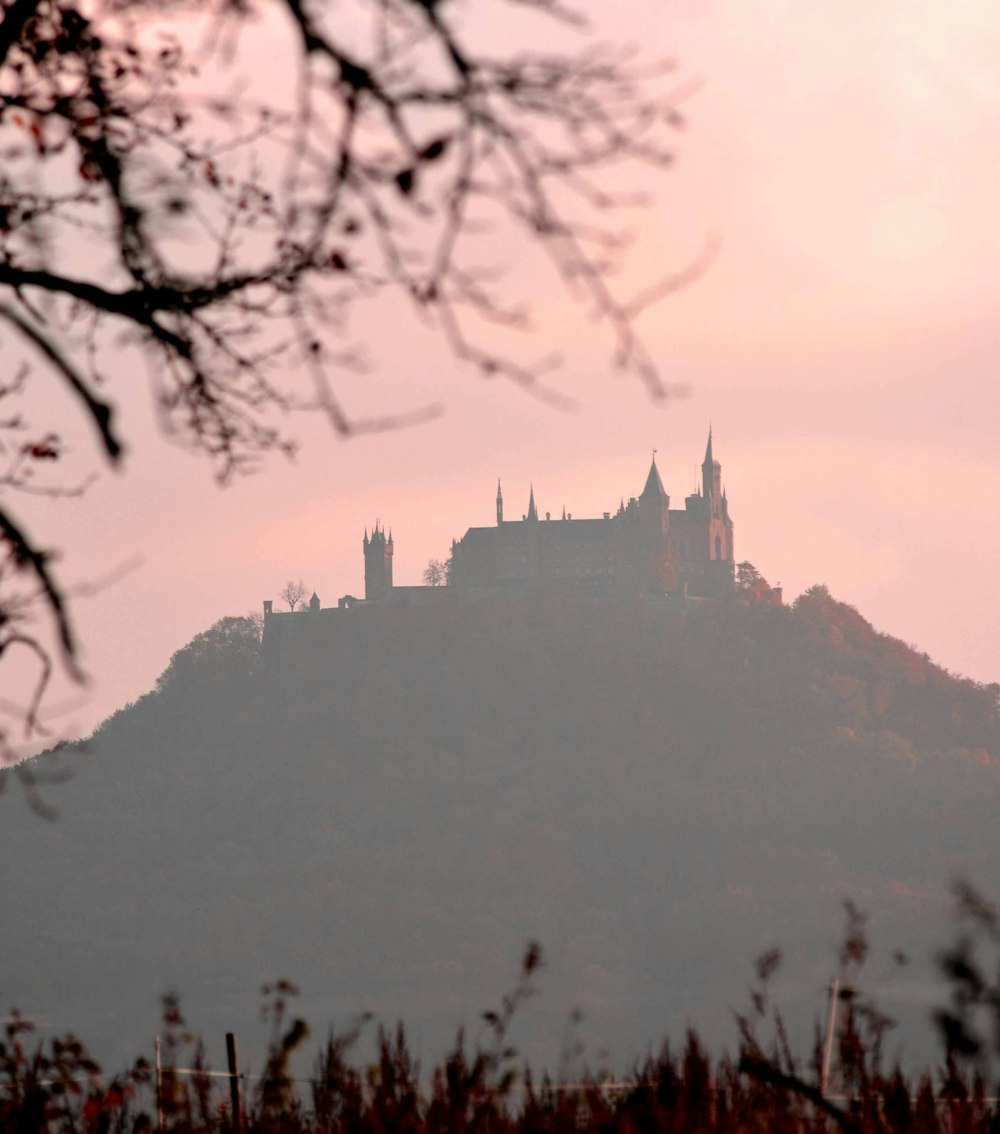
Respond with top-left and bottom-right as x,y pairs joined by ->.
226,1032 -> 243,1134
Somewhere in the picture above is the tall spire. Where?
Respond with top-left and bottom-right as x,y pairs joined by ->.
702,427 -> 721,503
496,478 -> 504,525
527,485 -> 538,522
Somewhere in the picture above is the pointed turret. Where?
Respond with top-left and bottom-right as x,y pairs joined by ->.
640,455 -> 667,502
527,485 -> 538,522
703,427 -> 714,468
636,454 -> 669,580
496,479 -> 504,526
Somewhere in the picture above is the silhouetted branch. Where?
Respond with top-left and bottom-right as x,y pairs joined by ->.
0,504 -> 81,683
0,301 -> 121,462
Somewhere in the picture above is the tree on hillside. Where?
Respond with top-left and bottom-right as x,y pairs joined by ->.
799,584 -> 832,602
279,580 -> 308,612
155,614 -> 262,694
0,0 -> 699,759
736,560 -> 779,605
422,560 -> 446,587
245,608 -> 265,642
736,561 -> 764,590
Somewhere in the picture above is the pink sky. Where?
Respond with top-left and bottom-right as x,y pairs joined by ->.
10,0 -> 1000,746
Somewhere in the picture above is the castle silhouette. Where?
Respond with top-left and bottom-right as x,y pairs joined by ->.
265,432 -> 734,624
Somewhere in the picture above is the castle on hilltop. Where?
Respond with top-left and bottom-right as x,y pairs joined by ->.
264,432 -> 735,627
443,431 -> 734,599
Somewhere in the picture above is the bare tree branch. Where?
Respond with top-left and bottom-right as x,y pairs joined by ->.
0,301 -> 122,462
0,503 -> 82,684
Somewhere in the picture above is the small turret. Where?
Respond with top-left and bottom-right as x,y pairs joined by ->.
526,485 -> 538,522
640,455 -> 668,505
497,479 -> 504,526
308,592 -> 320,612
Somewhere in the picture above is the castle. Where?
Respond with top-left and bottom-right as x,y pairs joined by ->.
265,433 -> 735,623
441,432 -> 734,599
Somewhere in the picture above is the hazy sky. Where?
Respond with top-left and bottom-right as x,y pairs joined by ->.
11,0 -> 1000,746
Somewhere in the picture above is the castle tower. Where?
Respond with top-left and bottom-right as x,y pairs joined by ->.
702,428 -> 722,508
497,479 -> 504,526
637,454 -> 671,590
700,429 -> 734,591
638,455 -> 670,534
364,522 -> 394,601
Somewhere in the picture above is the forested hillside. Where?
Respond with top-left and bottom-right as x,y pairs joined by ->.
5,586 -> 999,1073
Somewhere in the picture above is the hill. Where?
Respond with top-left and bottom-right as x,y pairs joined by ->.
4,586 -> 999,1072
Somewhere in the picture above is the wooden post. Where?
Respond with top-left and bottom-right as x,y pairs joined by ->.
155,1035 -> 164,1132
820,978 -> 839,1096
226,1032 -> 243,1134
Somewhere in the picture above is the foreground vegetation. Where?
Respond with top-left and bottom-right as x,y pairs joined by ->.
7,897 -> 1000,1134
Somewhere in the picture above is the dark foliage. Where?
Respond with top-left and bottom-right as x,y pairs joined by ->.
4,932 -> 1000,1132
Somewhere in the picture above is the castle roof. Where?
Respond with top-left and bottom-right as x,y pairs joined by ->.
458,514 -> 613,548
640,456 -> 667,501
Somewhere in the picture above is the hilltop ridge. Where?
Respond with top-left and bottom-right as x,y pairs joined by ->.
5,585 -> 999,1069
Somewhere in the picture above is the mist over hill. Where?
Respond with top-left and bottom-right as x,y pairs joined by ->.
5,587 -> 999,1073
